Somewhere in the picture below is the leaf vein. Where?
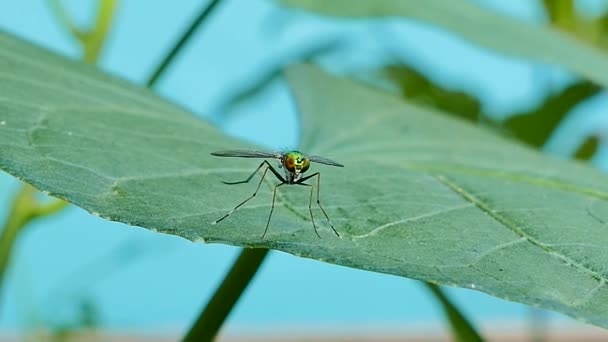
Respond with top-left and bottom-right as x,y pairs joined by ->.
433,174 -> 608,283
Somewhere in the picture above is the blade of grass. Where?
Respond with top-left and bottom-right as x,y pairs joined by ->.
143,2 -> 276,340
145,0 -> 224,87
424,283 -> 485,342
183,248 -> 270,342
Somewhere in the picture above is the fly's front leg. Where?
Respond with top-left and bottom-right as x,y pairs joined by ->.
214,160 -> 287,226
213,165 -> 270,224
262,183 -> 285,239
221,160 -> 271,185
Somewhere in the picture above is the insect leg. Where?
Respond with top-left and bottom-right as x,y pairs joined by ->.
221,160 -> 284,185
262,182 -> 286,239
298,172 -> 340,237
214,165 -> 270,224
296,182 -> 321,238
214,161 -> 286,225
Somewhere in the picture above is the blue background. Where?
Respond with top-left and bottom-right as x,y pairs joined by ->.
1,0 -> 608,337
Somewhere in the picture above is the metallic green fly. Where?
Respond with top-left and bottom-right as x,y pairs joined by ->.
210,150 -> 344,238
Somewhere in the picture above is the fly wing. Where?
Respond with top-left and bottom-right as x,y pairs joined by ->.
210,150 -> 281,159
308,155 -> 344,167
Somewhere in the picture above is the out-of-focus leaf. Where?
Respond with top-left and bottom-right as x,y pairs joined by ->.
574,136 -> 600,160
280,0 -> 608,87
425,283 -> 484,342
374,66 -> 598,154
379,65 -> 481,122
212,38 -> 343,121
504,81 -> 601,147
541,0 -> 604,48
542,0 -> 576,29
6,33 -> 608,328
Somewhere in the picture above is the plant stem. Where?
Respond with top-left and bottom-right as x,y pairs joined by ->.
83,0 -> 118,64
183,248 -> 269,342
0,185 -> 68,287
145,0 -> 224,87
144,1 -> 269,340
0,0 -> 115,316
424,283 -> 485,342
48,0 -> 118,63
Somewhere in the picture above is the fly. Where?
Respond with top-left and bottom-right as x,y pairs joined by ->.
210,149 -> 343,238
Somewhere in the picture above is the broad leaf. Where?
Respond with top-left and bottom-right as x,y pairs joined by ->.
3,33 -> 608,328
280,0 -> 608,88
288,64 -> 608,329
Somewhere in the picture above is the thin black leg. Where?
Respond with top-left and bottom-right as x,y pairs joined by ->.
297,172 -> 340,237
298,182 -> 321,238
261,182 -> 285,239
213,166 -> 269,224
221,160 -> 285,185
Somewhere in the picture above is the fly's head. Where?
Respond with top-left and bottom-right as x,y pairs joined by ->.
281,151 -> 310,181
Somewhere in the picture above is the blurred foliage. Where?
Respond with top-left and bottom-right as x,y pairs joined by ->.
380,65 -> 481,122
575,136 -> 600,160
376,65 -> 601,160
542,0 -> 607,48
0,185 -> 68,288
425,283 -> 483,342
1,0 -> 117,338
503,81 -> 600,147
211,37 -> 343,122
48,0 -> 117,63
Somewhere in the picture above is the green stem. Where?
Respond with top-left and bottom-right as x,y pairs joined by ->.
0,185 -> 68,287
145,0 -> 224,87
47,0 -> 118,64
82,0 -> 118,64
183,248 -> 270,342
0,0 -> 113,317
424,283 -> 485,342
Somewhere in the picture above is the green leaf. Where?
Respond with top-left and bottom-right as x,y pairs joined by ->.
425,283 -> 484,342
4,33 -> 608,329
280,0 -> 608,88
575,136 -> 600,160
504,81 -> 600,148
288,64 -> 608,329
377,65 -> 482,122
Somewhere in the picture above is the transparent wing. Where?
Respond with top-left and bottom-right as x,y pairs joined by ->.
308,155 -> 344,167
210,150 -> 281,159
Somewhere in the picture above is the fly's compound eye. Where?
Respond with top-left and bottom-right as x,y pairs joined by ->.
301,158 -> 310,172
284,157 -> 296,172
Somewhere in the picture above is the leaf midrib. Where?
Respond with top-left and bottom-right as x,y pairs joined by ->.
434,173 -> 607,286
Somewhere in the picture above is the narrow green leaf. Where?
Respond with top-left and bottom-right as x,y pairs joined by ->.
4,33 -> 608,328
145,0 -> 224,87
183,248 -> 269,342
378,65 -> 481,122
425,283 -> 484,342
280,0 -> 608,88
574,136 -> 599,160
504,81 -> 600,147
